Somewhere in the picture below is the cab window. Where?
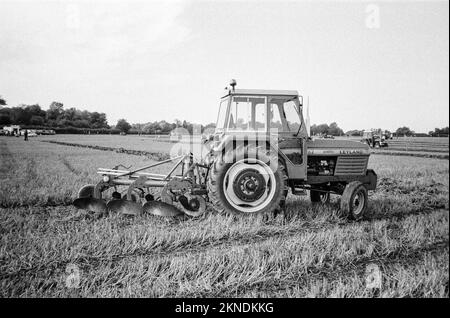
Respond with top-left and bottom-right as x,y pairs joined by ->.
269,98 -> 301,133
227,96 -> 266,131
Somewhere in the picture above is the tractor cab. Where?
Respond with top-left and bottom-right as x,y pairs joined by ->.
216,86 -> 307,138
211,81 -> 309,181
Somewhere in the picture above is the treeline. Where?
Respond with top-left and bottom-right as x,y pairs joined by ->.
344,126 -> 449,137
310,122 -> 344,136
127,120 -> 216,135
0,101 -> 109,129
392,126 -> 448,137
0,95 -> 218,135
429,127 -> 449,137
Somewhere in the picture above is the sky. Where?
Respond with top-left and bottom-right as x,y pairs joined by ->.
0,0 -> 448,133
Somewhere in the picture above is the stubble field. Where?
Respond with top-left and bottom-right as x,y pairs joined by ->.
0,135 -> 448,297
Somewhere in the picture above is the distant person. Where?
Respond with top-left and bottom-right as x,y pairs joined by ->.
24,130 -> 28,141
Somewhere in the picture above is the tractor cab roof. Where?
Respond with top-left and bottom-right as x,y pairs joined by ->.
221,88 -> 299,99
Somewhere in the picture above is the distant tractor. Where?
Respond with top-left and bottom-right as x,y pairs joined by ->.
361,130 -> 390,148
74,80 -> 377,221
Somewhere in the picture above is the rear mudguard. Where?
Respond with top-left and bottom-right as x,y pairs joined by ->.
210,133 -> 292,172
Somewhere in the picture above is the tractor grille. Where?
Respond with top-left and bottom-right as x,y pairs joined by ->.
334,156 -> 368,176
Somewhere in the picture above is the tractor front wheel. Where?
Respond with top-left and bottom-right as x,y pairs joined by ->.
340,181 -> 368,221
207,145 -> 288,215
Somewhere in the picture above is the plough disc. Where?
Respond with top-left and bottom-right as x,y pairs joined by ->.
142,201 -> 184,217
178,195 -> 207,218
73,197 -> 107,215
107,199 -> 143,216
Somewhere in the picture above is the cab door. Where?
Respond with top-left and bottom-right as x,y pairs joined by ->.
268,97 -> 307,180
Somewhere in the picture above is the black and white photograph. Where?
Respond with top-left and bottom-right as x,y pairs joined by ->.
0,0 -> 448,301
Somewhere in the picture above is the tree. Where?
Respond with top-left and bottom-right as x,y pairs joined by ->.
0,95 -> 6,106
10,106 -> 32,125
345,130 -> 363,136
328,122 -> 344,136
0,113 -> 11,125
47,101 -> 64,121
72,119 -> 90,128
88,111 -> 108,128
116,119 -> 131,133
131,123 -> 145,134
30,115 -> 45,126
395,126 -> 414,137
174,119 -> 182,127
25,104 -> 46,117
429,127 -> 449,137
310,123 -> 328,136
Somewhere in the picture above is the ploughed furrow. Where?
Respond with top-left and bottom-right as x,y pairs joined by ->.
40,140 -> 170,161
173,240 -> 449,298
59,156 -> 82,175
0,219 -> 336,280
68,211 -> 449,298
2,208 -> 447,283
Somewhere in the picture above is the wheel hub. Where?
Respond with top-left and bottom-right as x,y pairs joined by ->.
352,191 -> 365,215
188,198 -> 200,210
233,169 -> 266,202
222,159 -> 277,213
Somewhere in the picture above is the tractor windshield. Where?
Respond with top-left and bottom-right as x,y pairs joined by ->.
227,96 -> 267,131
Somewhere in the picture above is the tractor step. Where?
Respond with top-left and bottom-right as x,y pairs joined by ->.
291,188 -> 307,196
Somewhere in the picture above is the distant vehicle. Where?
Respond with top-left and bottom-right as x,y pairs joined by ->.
361,130 -> 390,148
3,125 -> 21,136
314,133 -> 335,139
20,129 -> 38,137
36,129 -> 56,135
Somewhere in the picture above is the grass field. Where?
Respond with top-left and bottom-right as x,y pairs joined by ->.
39,134 -> 449,159
0,136 -> 448,297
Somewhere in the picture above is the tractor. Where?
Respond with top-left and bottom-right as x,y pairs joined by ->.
361,130 -> 390,148
73,80 -> 377,221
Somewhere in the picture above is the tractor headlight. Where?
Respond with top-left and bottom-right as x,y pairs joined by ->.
103,175 -> 110,183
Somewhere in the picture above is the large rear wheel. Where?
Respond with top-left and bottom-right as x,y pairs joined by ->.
207,145 -> 288,215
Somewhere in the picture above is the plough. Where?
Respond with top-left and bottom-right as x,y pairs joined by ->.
73,153 -> 210,217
